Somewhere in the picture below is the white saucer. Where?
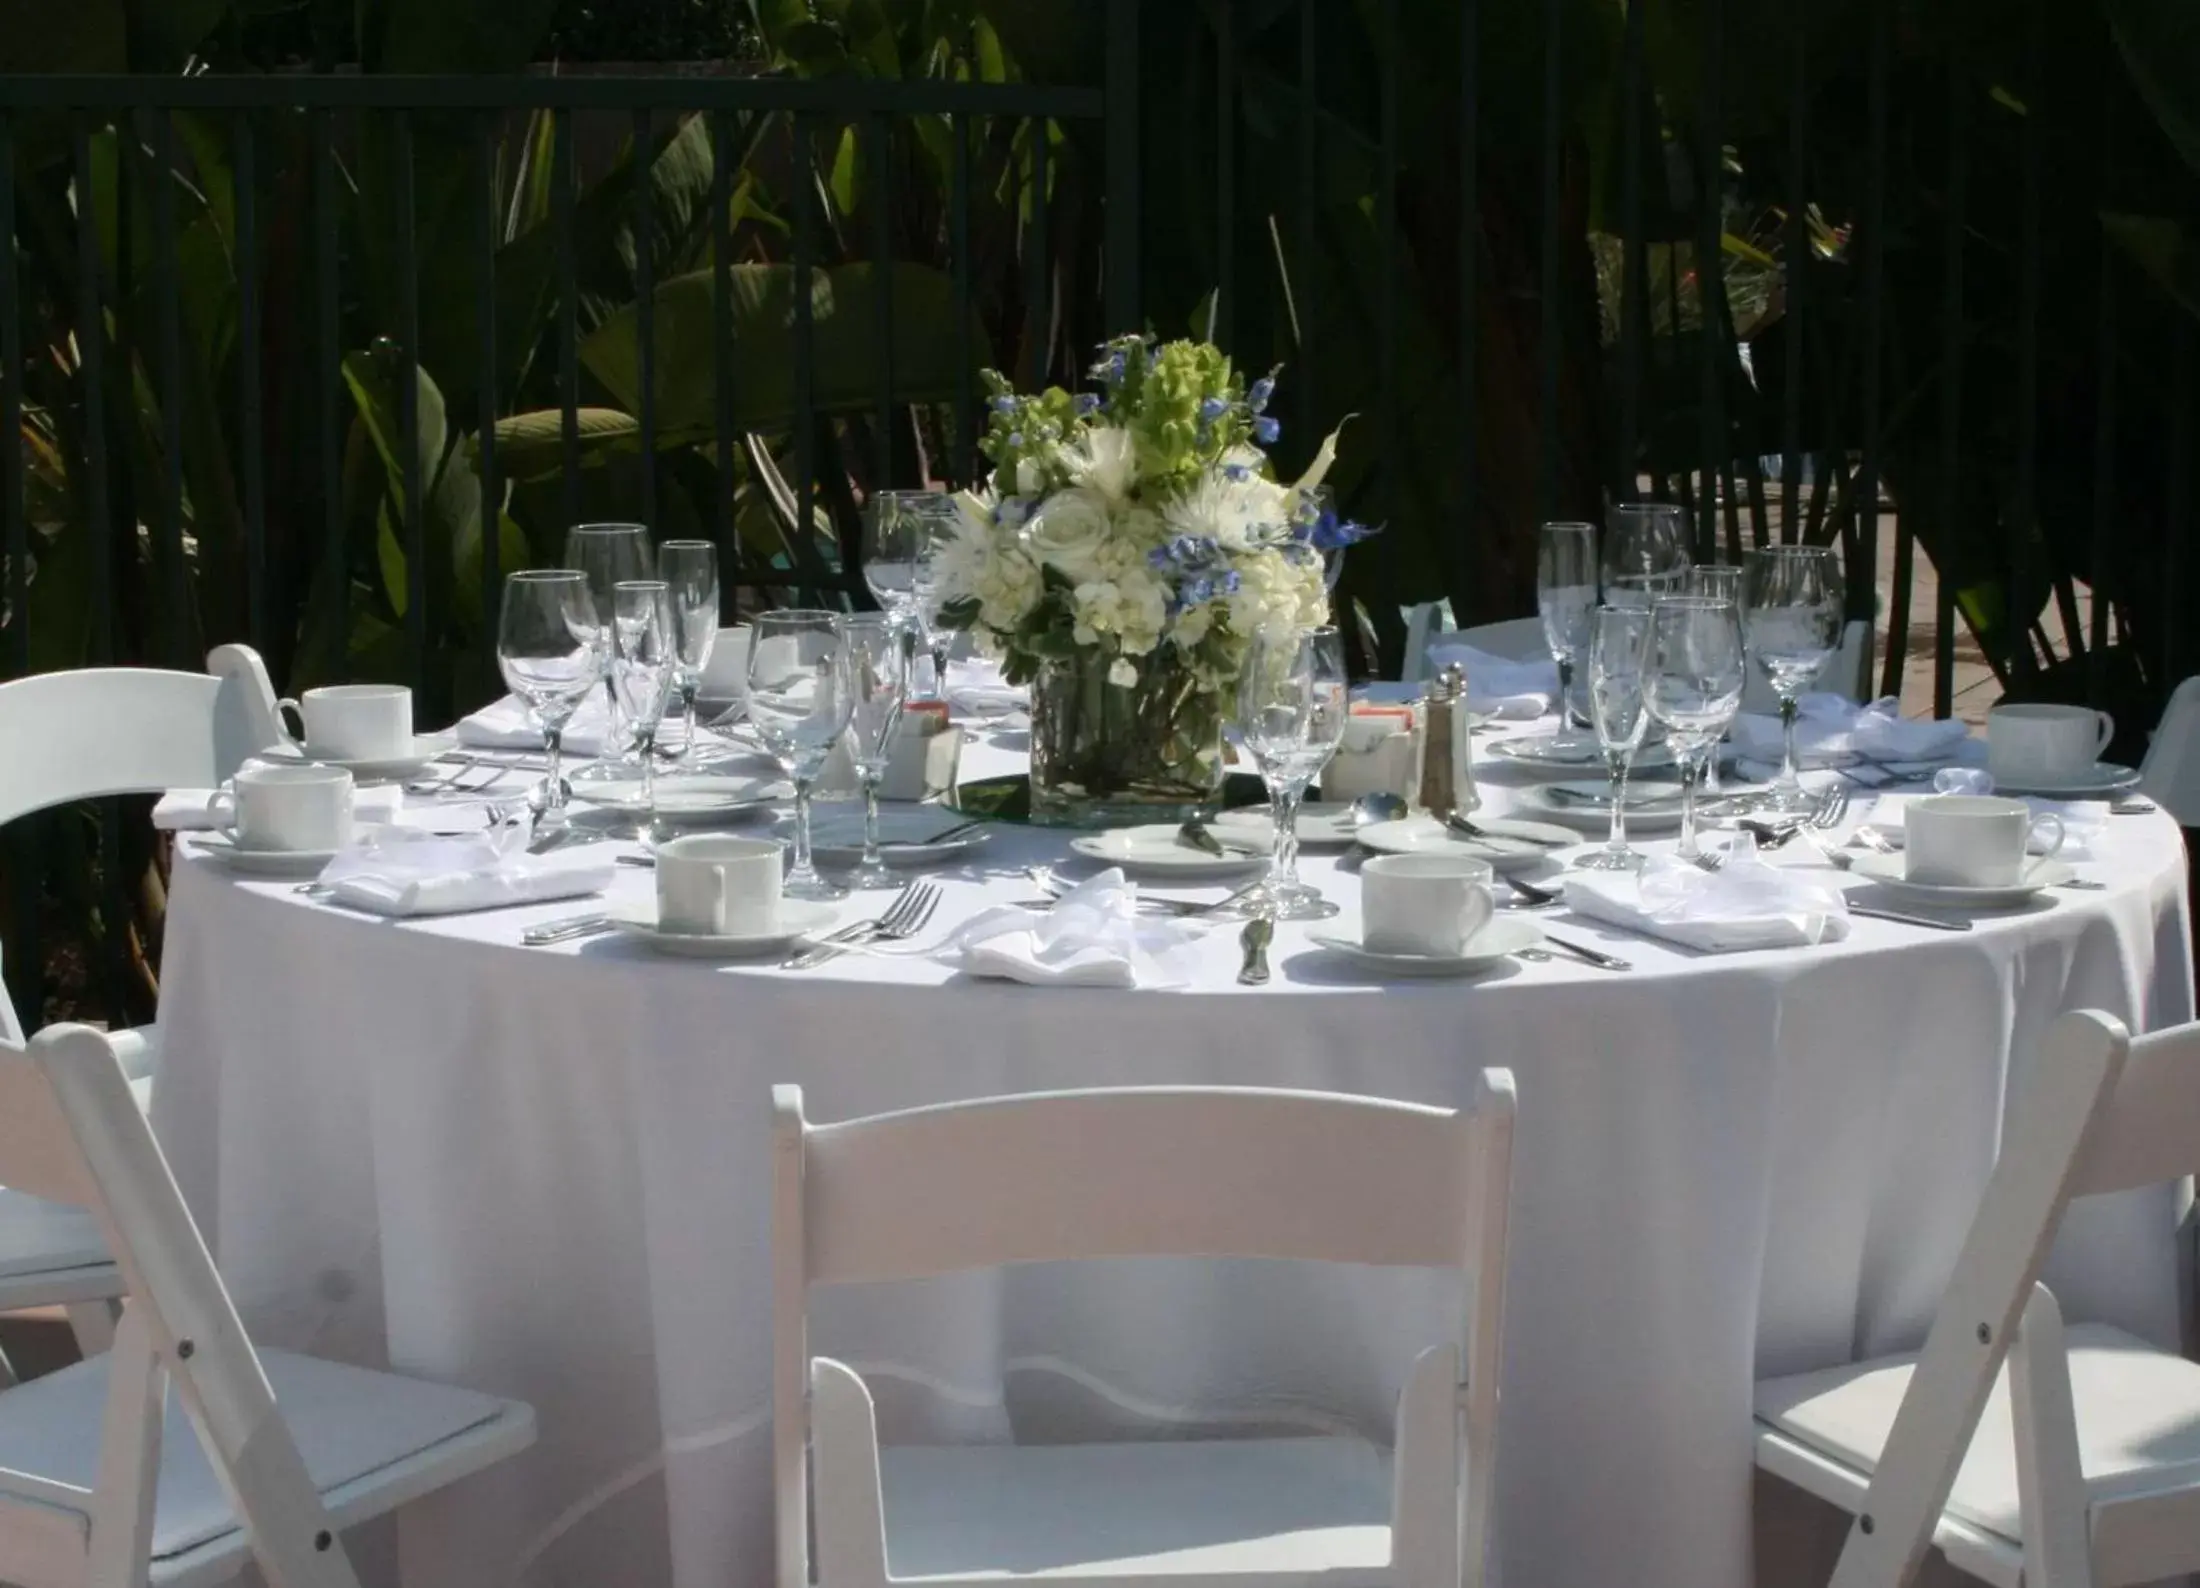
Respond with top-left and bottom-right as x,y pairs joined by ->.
606,898 -> 840,958
569,772 -> 789,820
1213,802 -> 1359,849
1527,781 -> 1688,833
1986,762 -> 2142,799
1487,733 -> 1675,771
801,808 -> 990,867
193,833 -> 338,876
256,732 -> 456,782
1846,849 -> 2074,907
1308,916 -> 1544,977
1355,814 -> 1577,873
1068,824 -> 1270,878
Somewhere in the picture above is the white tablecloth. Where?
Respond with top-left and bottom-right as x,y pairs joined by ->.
149,725 -> 2194,1588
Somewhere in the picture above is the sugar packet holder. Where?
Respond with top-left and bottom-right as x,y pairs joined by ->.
1322,704 -> 1418,802
814,703 -> 964,802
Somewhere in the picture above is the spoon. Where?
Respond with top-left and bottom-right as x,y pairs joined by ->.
1350,791 -> 1410,829
1237,915 -> 1274,985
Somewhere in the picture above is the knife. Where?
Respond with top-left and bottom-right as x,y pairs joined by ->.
1537,932 -> 1632,970
1177,819 -> 1228,857
1445,813 -> 1564,850
1848,903 -> 1973,932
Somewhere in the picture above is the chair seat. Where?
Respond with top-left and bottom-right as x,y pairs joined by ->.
1756,1323 -> 2200,1543
0,1347 -> 531,1569
874,1435 -> 1395,1581
0,1193 -> 109,1283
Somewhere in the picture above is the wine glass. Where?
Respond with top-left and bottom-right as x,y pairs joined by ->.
496,570 -> 599,824
747,611 -> 855,902
863,490 -> 933,622
610,580 -> 678,837
659,541 -> 720,769
902,494 -> 963,701
1234,625 -> 1349,921
1742,544 -> 1845,813
841,613 -> 912,891
1577,605 -> 1656,872
565,523 -> 655,773
1684,564 -> 1745,791
1537,521 -> 1598,748
1603,502 -> 1691,610
1644,596 -> 1748,859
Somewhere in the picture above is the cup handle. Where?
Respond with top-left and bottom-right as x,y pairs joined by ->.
276,696 -> 306,748
205,788 -> 236,828
2094,710 -> 2116,759
2025,812 -> 2066,876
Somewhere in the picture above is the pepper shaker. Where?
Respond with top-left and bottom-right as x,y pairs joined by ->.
1414,664 -> 1481,818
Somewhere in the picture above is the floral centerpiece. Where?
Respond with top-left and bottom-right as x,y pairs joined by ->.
934,335 -> 1368,827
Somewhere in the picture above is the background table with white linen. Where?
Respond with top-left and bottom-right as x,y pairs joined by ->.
149,721 -> 2193,1588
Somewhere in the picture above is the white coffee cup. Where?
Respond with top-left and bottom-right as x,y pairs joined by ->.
1362,854 -> 1497,956
210,764 -> 355,852
1987,703 -> 2114,783
278,683 -> 414,762
1904,794 -> 2064,887
655,834 -> 783,936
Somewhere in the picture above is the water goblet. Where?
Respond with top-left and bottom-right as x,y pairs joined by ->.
1742,544 -> 1844,813
1603,501 -> 1691,610
1644,596 -> 1747,859
1234,625 -> 1349,921
841,614 -> 912,890
903,494 -> 964,700
1685,564 -> 1745,791
748,611 -> 856,902
1576,605 -> 1656,872
610,580 -> 678,837
1537,521 -> 1598,747
659,540 -> 719,769
495,569 -> 599,824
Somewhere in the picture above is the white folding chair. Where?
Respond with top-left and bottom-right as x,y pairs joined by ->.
1401,608 -> 1549,682
0,646 -> 283,1365
1753,1007 -> 2200,1588
0,1022 -> 533,1588
1740,618 -> 1873,713
2139,676 -> 2200,826
774,1076 -> 1519,1588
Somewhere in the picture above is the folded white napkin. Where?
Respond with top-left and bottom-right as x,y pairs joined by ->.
155,786 -> 404,832
939,867 -> 1209,988
943,658 -> 1028,720
457,692 -> 616,758
1422,644 -> 1557,716
1563,838 -> 1851,953
1730,694 -> 1972,777
314,828 -> 611,918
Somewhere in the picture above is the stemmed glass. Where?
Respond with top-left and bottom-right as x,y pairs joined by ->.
1741,545 -> 1845,813
659,541 -> 719,769
565,523 -> 655,772
841,614 -> 912,890
1234,625 -> 1349,921
1577,605 -> 1656,872
747,611 -> 855,902
1537,521 -> 1598,748
1603,502 -> 1691,610
903,495 -> 963,701
1644,596 -> 1748,859
610,581 -> 679,836
495,570 -> 599,825
1685,563 -> 1745,792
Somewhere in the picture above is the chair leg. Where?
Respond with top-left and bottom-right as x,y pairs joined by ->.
86,1304 -> 162,1588
66,1298 -> 122,1357
2009,1285 -> 2094,1588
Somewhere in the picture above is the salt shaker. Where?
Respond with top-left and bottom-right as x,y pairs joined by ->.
1414,664 -> 1481,817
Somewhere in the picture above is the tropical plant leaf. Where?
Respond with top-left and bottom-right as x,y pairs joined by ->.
2104,0 -> 2200,178
477,407 -> 644,481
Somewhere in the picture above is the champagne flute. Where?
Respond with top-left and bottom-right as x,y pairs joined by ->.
1603,501 -> 1691,610
1537,521 -> 1597,748
903,494 -> 963,701
659,541 -> 719,769
748,611 -> 855,902
496,570 -> 599,824
1577,605 -> 1655,872
1742,544 -> 1844,813
841,614 -> 912,890
610,580 -> 678,837
1685,563 -> 1745,791
1234,625 -> 1349,921
1644,596 -> 1747,859
565,523 -> 655,775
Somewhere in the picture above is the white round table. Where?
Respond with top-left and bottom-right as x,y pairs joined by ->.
149,723 -> 2194,1588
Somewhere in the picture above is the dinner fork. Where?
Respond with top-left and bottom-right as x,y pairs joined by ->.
783,882 -> 942,969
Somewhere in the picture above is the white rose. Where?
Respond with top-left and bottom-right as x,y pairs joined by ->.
1066,426 -> 1141,504
1023,488 -> 1114,583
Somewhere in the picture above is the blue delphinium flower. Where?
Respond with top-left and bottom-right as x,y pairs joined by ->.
1075,392 -> 1101,415
1248,376 -> 1275,413
1223,463 -> 1251,482
1199,396 -> 1228,423
1007,432 -> 1024,450
991,394 -> 1017,415
1253,415 -> 1281,445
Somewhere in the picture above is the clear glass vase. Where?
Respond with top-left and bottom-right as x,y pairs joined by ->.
1028,651 -> 1227,827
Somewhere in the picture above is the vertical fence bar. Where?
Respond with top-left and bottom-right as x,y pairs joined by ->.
1694,0 -> 1726,564
1021,120 -> 1048,393
476,113 -> 500,641
1536,0 -> 1564,524
868,112 -> 894,502
2089,193 -> 2118,706
710,109 -> 738,589
235,113 -> 267,657
2010,0 -> 2042,679
1215,0 -> 1236,353
395,114 -> 427,713
1930,61 -> 1968,719
2168,321 -> 2191,688
0,110 -> 27,1028
152,111 -> 188,668
1780,27 -> 1807,541
75,119 -> 112,666
553,107 -> 580,531
1297,0 -> 1318,454
1455,0 -> 1479,609
793,114 -> 818,580
952,112 -> 975,485
1862,1 -> 1895,689
1379,0 -> 1400,549
1104,0 -> 1141,335
632,108 -> 659,533
315,108 -> 344,671
1615,0 -> 1648,500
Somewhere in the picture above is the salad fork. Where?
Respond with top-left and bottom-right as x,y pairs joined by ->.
783,883 -> 942,969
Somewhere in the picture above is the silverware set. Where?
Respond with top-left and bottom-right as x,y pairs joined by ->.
782,883 -> 943,969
